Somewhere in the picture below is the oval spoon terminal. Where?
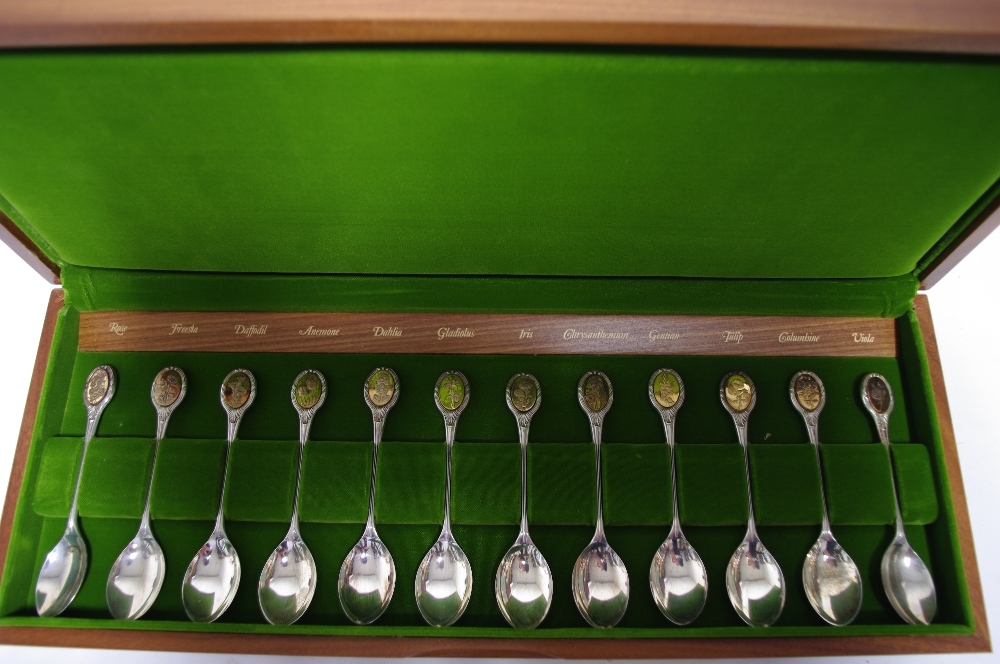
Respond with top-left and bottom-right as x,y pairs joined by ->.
36,365 -> 116,617
572,371 -> 629,628
107,367 -> 187,620
496,373 -> 553,629
648,369 -> 708,626
791,371 -> 863,626
861,373 -> 937,625
339,367 -> 400,625
181,369 -> 256,623
720,372 -> 786,627
258,370 -> 327,625
415,371 -> 474,627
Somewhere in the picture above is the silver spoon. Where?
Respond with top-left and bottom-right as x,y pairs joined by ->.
860,373 -> 937,625
721,371 -> 786,627
415,371 -> 473,627
572,371 -> 629,629
648,369 -> 708,626
791,371 -> 863,626
339,367 -> 400,625
35,365 -> 116,617
106,367 -> 187,620
181,369 -> 256,622
258,369 -> 327,625
496,373 -> 553,629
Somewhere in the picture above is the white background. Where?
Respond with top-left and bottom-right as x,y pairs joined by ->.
0,234 -> 996,663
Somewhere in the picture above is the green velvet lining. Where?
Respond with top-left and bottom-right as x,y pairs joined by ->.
30,437 -> 80,518
602,444 -> 671,526
59,266 -> 920,319
750,444 -> 823,526
2,49 -> 1000,282
298,441 -> 370,524
892,443 -> 939,525
149,439 -> 227,520
223,441 -> 299,523
76,438 -> 155,519
676,445 -> 748,526
528,444 -> 595,526
376,443 -> 445,525
821,444 -> 897,525
0,305 -> 975,637
453,443 -> 520,526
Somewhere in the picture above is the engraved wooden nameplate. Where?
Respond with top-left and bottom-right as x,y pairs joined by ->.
78,311 -> 897,357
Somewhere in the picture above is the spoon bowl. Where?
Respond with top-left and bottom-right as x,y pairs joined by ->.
496,538 -> 553,629
181,531 -> 241,622
258,534 -> 317,625
339,531 -> 396,625
572,540 -> 630,629
415,534 -> 473,627
726,535 -> 786,627
35,528 -> 88,617
106,532 -> 165,620
803,532 -> 862,626
882,535 -> 936,625
650,530 -> 708,626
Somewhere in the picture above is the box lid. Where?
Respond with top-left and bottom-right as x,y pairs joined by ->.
1,20 -> 999,315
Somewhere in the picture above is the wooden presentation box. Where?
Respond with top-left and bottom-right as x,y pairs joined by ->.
0,0 -> 998,658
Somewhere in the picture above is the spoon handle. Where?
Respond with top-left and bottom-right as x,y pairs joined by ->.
734,422 -> 758,535
442,421 -> 456,536
661,416 -> 682,533
804,421 -> 833,535
137,414 -> 171,534
214,414 -> 241,532
366,416 -> 384,533
65,410 -> 101,529
518,423 -> 530,539
215,410 -> 244,531
877,416 -> 907,537
590,420 -> 605,540
860,374 -> 905,537
285,414 -> 313,537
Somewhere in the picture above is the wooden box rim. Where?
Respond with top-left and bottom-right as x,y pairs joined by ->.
1,0 -> 1000,55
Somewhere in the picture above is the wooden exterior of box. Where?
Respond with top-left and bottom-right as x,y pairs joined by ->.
0,4 -> 997,654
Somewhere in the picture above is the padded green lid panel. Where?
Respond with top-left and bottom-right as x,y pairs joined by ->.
1,48 -> 999,279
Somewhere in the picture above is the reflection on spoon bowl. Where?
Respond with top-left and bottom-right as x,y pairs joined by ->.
106,533 -> 165,620
258,535 -> 317,625
496,542 -> 553,629
572,540 -> 629,628
339,533 -> 396,625
35,529 -> 88,617
882,535 -> 936,626
726,536 -> 786,627
650,531 -> 708,626
803,532 -> 862,626
181,533 -> 241,623
415,535 -> 473,627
